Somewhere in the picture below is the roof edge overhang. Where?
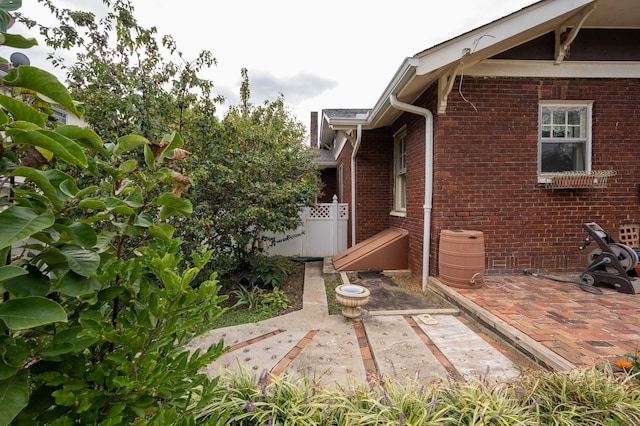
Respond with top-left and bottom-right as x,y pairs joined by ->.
323,0 -> 600,136
319,57 -> 420,149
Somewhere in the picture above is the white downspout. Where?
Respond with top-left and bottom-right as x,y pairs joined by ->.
350,125 -> 363,246
389,94 -> 434,291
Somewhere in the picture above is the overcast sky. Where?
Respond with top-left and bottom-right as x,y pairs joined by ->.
4,0 -> 538,139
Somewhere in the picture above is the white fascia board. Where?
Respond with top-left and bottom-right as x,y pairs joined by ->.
467,59 -> 640,78
416,0 -> 595,76
364,57 -> 420,127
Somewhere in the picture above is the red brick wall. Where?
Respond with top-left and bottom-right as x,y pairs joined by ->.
355,77 -> 640,280
336,140 -> 354,246
353,128 -> 394,244
428,77 -> 640,275
388,111 -> 428,274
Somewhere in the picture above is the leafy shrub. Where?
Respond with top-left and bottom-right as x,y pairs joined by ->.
0,3 -> 228,424
247,254 -> 294,287
231,284 -> 264,310
259,286 -> 290,314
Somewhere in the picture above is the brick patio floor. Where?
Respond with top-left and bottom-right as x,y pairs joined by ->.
444,274 -> 640,367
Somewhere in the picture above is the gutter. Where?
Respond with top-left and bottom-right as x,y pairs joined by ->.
389,94 -> 434,292
350,125 -> 362,245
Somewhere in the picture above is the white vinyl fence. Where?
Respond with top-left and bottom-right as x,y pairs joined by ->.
264,195 -> 348,257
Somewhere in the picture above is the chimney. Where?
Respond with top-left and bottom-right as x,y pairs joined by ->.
310,111 -> 318,148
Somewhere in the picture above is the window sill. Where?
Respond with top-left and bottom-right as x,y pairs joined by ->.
390,210 -> 406,218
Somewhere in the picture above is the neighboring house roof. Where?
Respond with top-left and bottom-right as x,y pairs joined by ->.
320,0 -> 640,147
313,147 -> 337,169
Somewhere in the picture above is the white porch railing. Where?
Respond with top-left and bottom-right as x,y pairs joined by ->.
264,195 -> 348,257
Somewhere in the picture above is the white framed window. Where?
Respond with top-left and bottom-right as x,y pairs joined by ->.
393,129 -> 407,213
538,102 -> 592,175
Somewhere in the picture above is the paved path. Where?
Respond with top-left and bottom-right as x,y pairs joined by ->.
188,262 -> 524,388
436,274 -> 640,367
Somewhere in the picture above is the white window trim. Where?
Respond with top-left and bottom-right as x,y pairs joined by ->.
392,127 -> 407,216
538,100 -> 593,183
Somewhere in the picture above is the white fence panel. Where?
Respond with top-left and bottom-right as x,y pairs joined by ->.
264,195 -> 348,257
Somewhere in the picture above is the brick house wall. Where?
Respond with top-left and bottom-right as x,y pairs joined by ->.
428,76 -> 640,276
336,128 -> 393,248
352,76 -> 640,280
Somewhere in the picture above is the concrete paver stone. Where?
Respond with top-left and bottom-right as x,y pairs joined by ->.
415,314 -> 521,382
363,315 -> 449,385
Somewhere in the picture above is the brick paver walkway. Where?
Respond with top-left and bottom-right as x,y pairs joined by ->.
449,274 -> 640,366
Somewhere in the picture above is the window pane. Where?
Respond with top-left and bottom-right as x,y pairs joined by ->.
541,110 -> 551,125
552,126 -> 565,138
398,175 -> 406,209
541,142 -> 586,172
553,110 -> 566,124
567,110 -> 581,125
567,125 -> 581,138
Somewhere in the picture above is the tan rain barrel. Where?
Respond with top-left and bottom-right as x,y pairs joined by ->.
438,229 -> 485,288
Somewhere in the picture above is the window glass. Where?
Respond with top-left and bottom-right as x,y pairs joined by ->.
394,132 -> 407,212
539,103 -> 591,174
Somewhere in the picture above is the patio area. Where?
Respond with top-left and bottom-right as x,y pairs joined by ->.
430,272 -> 640,369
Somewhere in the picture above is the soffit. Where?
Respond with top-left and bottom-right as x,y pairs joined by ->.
369,0 -> 638,128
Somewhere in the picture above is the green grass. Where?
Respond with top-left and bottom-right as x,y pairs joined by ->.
324,278 -> 342,315
211,306 -> 276,328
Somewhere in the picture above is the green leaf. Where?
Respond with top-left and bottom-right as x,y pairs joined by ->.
143,143 -> 155,168
67,222 -> 97,248
156,131 -> 184,163
0,370 -> 29,426
0,265 -> 27,283
133,212 -> 153,228
0,338 -> 28,380
148,223 -> 175,240
0,296 -> 67,330
0,10 -> 12,34
0,92 -> 46,126
57,271 -> 101,297
0,0 -> 22,12
12,129 -> 87,167
40,326 -> 98,359
77,199 -> 107,210
2,65 -> 79,116
0,33 -> 37,48
152,193 -> 192,220
113,134 -> 148,157
0,206 -> 55,250
59,245 -> 100,278
124,187 -> 144,208
54,125 -> 108,156
11,167 -> 64,209
105,197 -> 135,215
118,159 -> 138,173
51,388 -> 75,406
2,265 -> 50,297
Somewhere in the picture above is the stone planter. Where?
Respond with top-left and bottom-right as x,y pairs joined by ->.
335,284 -> 370,320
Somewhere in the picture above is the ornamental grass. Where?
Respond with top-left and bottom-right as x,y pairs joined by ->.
193,363 -> 640,425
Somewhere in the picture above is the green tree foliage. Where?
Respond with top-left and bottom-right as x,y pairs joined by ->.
0,2 -> 227,424
182,70 -> 321,277
28,0 -> 219,144
29,0 -> 322,280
